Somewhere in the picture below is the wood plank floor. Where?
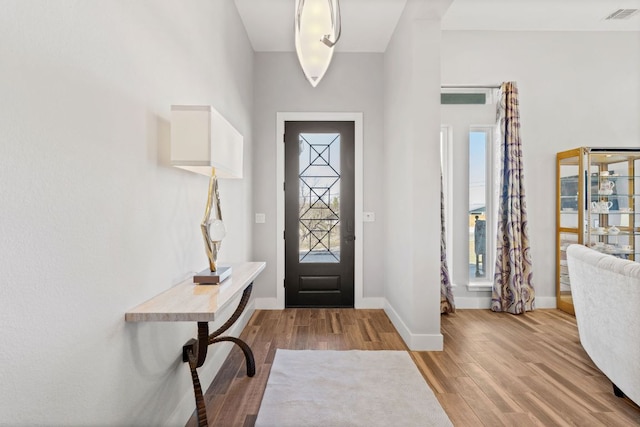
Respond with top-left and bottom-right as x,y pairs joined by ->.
185,309 -> 640,426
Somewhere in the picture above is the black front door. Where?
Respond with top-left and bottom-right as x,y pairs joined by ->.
284,121 -> 355,307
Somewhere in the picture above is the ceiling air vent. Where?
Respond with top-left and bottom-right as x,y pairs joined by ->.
604,9 -> 639,20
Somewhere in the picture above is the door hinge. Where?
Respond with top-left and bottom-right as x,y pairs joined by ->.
283,230 -> 285,239
283,182 -> 285,191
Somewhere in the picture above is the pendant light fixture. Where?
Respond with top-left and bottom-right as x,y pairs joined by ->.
295,0 -> 342,87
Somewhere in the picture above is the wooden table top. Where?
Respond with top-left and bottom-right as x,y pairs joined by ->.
125,262 -> 266,322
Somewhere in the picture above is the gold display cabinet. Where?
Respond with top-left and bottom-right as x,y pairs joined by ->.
557,147 -> 640,315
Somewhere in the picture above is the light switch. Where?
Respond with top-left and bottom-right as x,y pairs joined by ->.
255,213 -> 266,224
363,212 -> 375,222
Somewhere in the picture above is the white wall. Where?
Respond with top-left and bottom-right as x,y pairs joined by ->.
251,52 -> 385,302
0,1 -> 253,425
441,30 -> 640,307
383,0 -> 447,350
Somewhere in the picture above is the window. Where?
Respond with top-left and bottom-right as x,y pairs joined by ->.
441,93 -> 486,105
440,87 -> 496,105
468,127 -> 495,282
441,88 -> 497,289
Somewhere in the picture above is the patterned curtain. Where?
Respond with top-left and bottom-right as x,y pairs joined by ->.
440,172 -> 455,314
491,82 -> 535,314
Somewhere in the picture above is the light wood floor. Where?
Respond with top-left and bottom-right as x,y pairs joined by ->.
186,309 -> 640,426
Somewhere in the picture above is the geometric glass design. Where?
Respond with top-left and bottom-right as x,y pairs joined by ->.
298,133 -> 340,263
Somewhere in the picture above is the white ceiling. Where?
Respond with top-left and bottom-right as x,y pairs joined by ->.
233,0 -> 408,52
234,0 -> 640,53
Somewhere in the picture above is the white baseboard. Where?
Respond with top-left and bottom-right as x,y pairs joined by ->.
454,297 -> 492,309
535,296 -> 557,309
406,332 -> 444,351
167,300 -> 256,426
455,296 -> 557,309
355,297 -> 385,309
383,300 -> 444,351
254,297 -> 281,310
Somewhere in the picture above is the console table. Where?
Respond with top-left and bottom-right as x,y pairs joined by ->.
125,262 -> 266,427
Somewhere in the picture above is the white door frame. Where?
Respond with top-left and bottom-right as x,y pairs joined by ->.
276,112 -> 364,309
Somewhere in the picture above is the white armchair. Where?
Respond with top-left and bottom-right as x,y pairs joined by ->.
566,244 -> 640,405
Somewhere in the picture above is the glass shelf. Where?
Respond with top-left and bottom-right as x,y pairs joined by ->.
590,248 -> 637,255
591,193 -> 639,197
590,232 -> 637,236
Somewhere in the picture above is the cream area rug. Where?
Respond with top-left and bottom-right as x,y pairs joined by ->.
255,350 -> 453,427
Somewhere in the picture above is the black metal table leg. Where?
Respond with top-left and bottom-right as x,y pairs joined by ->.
183,283 -> 255,426
207,284 -> 255,376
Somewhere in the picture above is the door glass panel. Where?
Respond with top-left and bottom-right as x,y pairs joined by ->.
559,232 -> 578,305
559,160 -> 580,229
298,133 -> 341,263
